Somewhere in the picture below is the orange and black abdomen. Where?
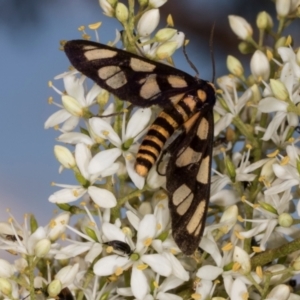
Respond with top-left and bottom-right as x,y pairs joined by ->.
135,93 -> 199,177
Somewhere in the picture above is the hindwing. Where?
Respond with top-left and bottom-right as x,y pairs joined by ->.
166,108 -> 214,255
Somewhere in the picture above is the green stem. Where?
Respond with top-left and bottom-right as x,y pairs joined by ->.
232,116 -> 259,148
28,256 -> 37,300
246,272 -> 263,295
117,186 -> 147,207
251,238 -> 300,268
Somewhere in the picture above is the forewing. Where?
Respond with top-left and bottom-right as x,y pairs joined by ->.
166,108 -> 214,255
64,40 -> 197,107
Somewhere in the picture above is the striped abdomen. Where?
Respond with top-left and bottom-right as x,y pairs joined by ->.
135,94 -> 200,176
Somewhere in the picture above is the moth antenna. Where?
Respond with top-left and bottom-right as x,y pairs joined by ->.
183,41 -> 199,78
209,22 -> 216,83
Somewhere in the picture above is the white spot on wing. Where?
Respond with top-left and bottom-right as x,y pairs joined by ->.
84,48 -> 117,60
196,155 -> 210,184
167,75 -> 188,88
176,147 -> 202,167
106,73 -> 127,88
197,118 -> 209,140
176,195 -> 193,215
130,58 -> 156,72
98,66 -> 121,80
140,74 -> 161,99
186,201 -> 206,234
173,184 -> 193,206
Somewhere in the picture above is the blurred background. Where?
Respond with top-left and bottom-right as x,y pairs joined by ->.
0,0 -> 291,224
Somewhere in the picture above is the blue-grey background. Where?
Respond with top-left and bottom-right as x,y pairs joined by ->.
0,0 -> 279,223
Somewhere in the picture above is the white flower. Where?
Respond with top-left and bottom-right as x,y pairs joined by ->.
258,64 -> 300,141
264,144 -> 300,197
214,86 -> 252,136
49,143 -> 118,205
277,46 -> 300,80
54,206 -> 110,262
45,74 -> 101,131
0,214 -> 66,257
88,108 -> 152,189
94,214 -> 173,299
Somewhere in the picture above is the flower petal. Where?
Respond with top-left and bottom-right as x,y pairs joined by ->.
93,255 -> 129,276
87,186 -> 117,208
131,265 -> 149,299
125,108 -> 151,140
141,254 -> 172,276
88,148 -> 121,174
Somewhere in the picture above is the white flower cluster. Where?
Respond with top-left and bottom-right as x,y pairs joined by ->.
2,0 -> 300,299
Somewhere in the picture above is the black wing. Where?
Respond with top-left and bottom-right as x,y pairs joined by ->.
64,40 -> 200,107
166,108 -> 214,255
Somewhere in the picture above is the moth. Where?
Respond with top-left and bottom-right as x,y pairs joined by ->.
64,40 -> 216,255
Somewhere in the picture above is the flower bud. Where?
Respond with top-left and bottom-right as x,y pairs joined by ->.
238,41 -> 255,54
291,256 -> 300,270
48,279 -> 62,297
250,50 -> 270,81
155,28 -> 177,42
139,0 -> 148,6
62,95 -> 83,117
137,9 -> 160,36
278,213 -> 293,227
155,41 -> 177,59
249,84 -> 261,104
266,284 -> 290,300
54,146 -> 75,169
139,202 -> 152,216
224,156 -> 236,180
256,11 -> 273,30
34,239 -> 51,257
276,0 -> 291,17
259,201 -> 277,214
227,55 -> 244,76
0,278 -> 11,296
228,15 -> 253,40
275,37 -> 288,50
270,79 -> 289,101
266,265 -> 286,284
115,3 -> 129,23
